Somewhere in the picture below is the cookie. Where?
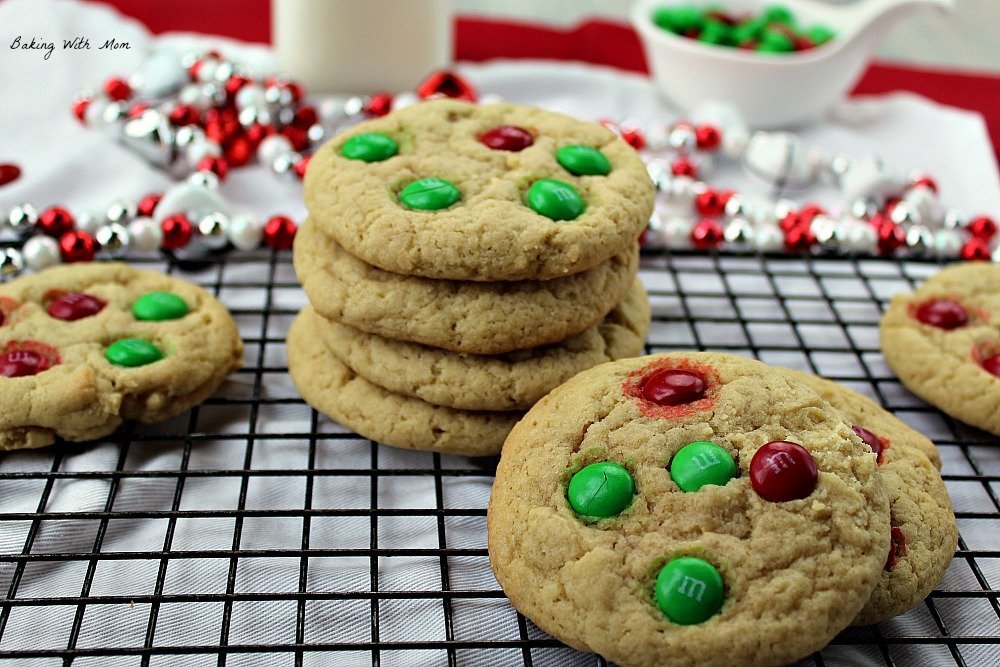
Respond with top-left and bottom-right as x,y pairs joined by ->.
783,370 -> 956,625
488,353 -> 890,667
293,218 -> 639,355
311,278 -> 650,411
304,99 -> 654,281
288,307 -> 521,456
0,263 -> 243,451
880,263 -> 1000,435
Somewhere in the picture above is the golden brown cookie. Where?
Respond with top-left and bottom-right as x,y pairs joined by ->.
293,218 -> 638,355
311,278 -> 650,411
880,263 -> 1000,435
488,353 -> 890,667
287,307 -> 521,456
0,263 -> 243,450
304,99 -> 654,281
784,370 -> 955,625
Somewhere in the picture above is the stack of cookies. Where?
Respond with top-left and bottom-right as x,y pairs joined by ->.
288,99 -> 655,456
488,352 -> 957,667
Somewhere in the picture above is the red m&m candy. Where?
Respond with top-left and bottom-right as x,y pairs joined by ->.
0,342 -> 58,378
914,299 -> 968,330
885,526 -> 907,571
640,369 -> 707,406
480,125 -> 534,152
982,353 -> 1000,378
749,441 -> 818,502
47,292 -> 106,321
852,426 -> 884,464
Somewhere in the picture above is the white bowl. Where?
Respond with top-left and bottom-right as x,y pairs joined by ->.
631,0 -> 952,128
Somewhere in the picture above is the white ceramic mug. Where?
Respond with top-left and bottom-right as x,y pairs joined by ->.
271,0 -> 453,94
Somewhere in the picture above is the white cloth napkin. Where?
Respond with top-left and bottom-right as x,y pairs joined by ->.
1,1 -> 999,666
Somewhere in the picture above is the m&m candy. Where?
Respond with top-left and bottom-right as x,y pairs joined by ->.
106,338 -> 164,367
670,441 -> 738,492
399,178 -> 461,211
654,556 -> 725,624
567,462 -> 635,519
527,179 -> 586,221
340,132 -> 398,162
133,291 -> 189,321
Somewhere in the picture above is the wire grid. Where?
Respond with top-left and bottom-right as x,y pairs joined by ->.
0,248 -> 998,667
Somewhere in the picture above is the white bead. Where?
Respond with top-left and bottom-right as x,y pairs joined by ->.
843,221 -> 877,254
992,244 -> 1000,263
668,176 -> 698,206
902,186 -> 941,228
83,98 -> 107,127
178,83 -> 207,109
773,199 -> 798,221
196,58 -> 219,83
905,225 -> 934,256
934,228 -> 962,258
753,223 -> 784,253
75,210 -> 106,235
227,214 -> 263,251
391,92 -> 420,111
668,125 -> 697,153
943,210 -> 966,230
187,171 -> 220,190
257,135 -> 293,165
319,97 -> 349,123
661,216 -> 693,249
307,123 -> 325,144
22,235 -> 61,271
185,139 -> 222,166
644,125 -> 668,152
343,96 -> 365,116
478,93 -> 504,105
235,84 -> 265,110
174,125 -> 206,149
723,217 -> 754,246
128,216 -> 162,252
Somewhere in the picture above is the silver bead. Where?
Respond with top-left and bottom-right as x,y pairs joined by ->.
174,125 -> 206,150
272,152 -> 302,179
276,105 -> 296,127
22,234 -> 61,271
811,215 -> 844,253
235,84 -> 266,110
934,228 -> 963,258
723,217 -> 754,246
178,83 -> 207,108
257,135 -> 293,165
343,96 -> 365,116
199,82 -> 227,108
7,204 -> 39,235
667,176 -> 698,206
724,194 -> 746,219
238,104 -> 271,128
227,214 -> 264,251
773,198 -> 798,222
194,58 -> 219,83
264,84 -> 293,107
667,125 -> 697,153
643,125 -> 668,152
905,225 -> 934,256
661,216 -> 693,249
753,223 -> 784,253
100,101 -> 129,129
850,199 -> 877,220
307,123 -> 325,144
0,248 -> 24,279
76,210 -> 106,235
646,160 -> 671,191
187,170 -> 220,190
197,212 -> 230,250
942,210 -> 966,230
106,199 -> 137,226
212,60 -> 235,84
843,220 -> 877,255
95,223 -> 131,258
185,139 -> 222,166
889,201 -> 920,227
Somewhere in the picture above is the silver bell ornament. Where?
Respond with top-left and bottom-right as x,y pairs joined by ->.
96,223 -> 131,259
120,109 -> 177,167
6,204 -> 39,237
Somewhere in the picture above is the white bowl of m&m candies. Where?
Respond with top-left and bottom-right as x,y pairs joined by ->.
631,0 -> 953,128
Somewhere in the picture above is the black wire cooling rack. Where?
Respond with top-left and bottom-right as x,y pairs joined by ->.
1,248 -> 998,667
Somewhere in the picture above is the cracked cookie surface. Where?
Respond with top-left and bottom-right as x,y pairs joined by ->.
488,352 -> 890,667
0,263 -> 243,450
880,263 -> 1000,435
304,99 -> 654,281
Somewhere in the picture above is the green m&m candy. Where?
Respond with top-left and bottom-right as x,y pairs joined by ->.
655,556 -> 725,625
762,4 -> 795,25
669,441 -> 737,492
106,338 -> 163,367
527,179 -> 586,221
699,20 -> 732,46
567,462 -> 635,519
758,30 -> 794,53
556,145 -> 611,176
399,178 -> 461,211
132,291 -> 188,321
807,24 -> 835,45
670,5 -> 706,32
340,132 -> 398,162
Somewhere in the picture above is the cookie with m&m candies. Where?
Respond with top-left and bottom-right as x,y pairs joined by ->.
879,262 -> 1000,436
0,263 -> 242,450
488,352 -> 890,667
304,98 -> 654,281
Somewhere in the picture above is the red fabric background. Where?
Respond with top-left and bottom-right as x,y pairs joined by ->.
90,0 -> 1000,152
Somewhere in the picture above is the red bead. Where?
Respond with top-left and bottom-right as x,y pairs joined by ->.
783,223 -> 815,252
690,218 -> 724,249
160,214 -> 193,250
224,74 -> 250,99
246,123 -> 275,147
294,155 -> 311,180
284,81 -> 304,103
47,292 -> 106,321
671,158 -> 698,178
695,124 -> 721,150
852,426 -> 884,465
960,237 -> 991,261
58,231 -> 97,263
416,71 -> 477,102
981,353 -> 1000,378
749,441 -> 818,502
914,299 -> 968,330
128,102 -> 150,118
103,77 -> 132,102
197,156 -> 229,181
203,107 -> 239,143
876,220 -> 906,255
281,125 -> 310,152
885,526 -> 907,571
293,106 -> 319,128
882,199 -> 900,217
72,97 -> 91,123
640,369 -> 707,406
0,349 -> 49,378
694,189 -> 726,216
223,134 -> 254,167
168,104 -> 200,126
638,228 -> 649,247
779,212 -> 801,232
479,125 -> 534,152
364,93 -> 394,117
263,216 -> 297,250
799,204 -> 824,222
911,175 -> 938,193
621,128 -> 646,151
37,207 -> 75,237
187,59 -> 203,81
968,216 -> 998,241
0,163 -> 23,187
137,193 -> 163,218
